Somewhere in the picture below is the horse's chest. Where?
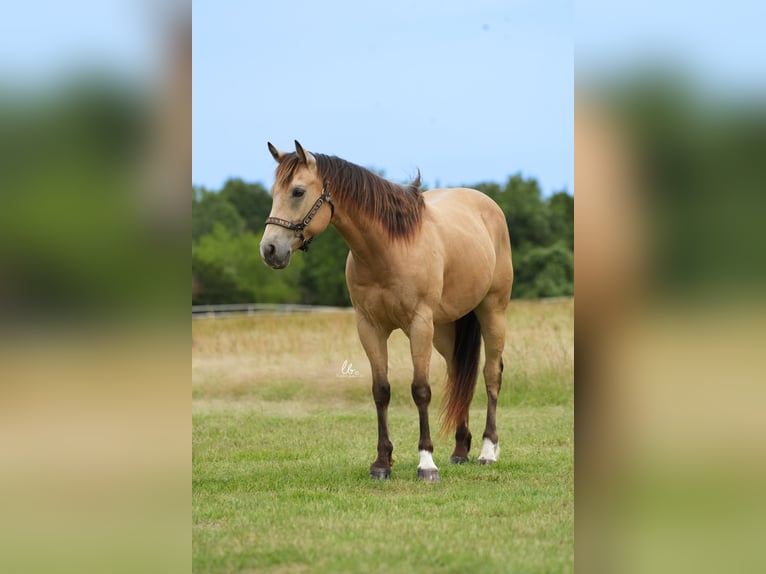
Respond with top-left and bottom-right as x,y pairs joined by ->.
351,285 -> 418,329
346,255 -> 434,328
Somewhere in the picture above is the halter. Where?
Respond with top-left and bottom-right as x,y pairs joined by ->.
264,185 -> 334,251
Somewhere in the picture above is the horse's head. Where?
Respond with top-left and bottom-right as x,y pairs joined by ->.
260,140 -> 334,269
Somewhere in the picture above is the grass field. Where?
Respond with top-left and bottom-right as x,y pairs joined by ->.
192,298 -> 573,573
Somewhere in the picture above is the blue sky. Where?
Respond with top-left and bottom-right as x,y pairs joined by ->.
193,0 -> 573,194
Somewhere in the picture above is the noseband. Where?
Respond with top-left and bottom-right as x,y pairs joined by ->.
264,186 -> 334,251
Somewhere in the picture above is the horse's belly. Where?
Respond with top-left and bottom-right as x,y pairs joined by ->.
436,244 -> 495,322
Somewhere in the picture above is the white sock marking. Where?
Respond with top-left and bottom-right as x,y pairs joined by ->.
478,438 -> 500,462
418,450 -> 438,470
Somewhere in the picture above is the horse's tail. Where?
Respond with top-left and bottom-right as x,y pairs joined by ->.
441,311 -> 482,436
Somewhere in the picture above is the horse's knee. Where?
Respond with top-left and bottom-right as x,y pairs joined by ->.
410,381 -> 431,407
372,378 -> 391,407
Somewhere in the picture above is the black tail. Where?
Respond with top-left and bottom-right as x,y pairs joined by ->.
441,311 -> 482,436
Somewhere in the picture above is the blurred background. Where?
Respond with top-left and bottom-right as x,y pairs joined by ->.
576,1 -> 766,572
0,1 -> 189,573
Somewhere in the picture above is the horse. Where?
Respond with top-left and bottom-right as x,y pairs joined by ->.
260,141 -> 513,482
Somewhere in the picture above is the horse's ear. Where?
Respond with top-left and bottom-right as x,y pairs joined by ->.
268,142 -> 285,163
294,140 -> 316,169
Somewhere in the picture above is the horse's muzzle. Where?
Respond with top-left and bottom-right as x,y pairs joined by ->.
260,242 -> 291,269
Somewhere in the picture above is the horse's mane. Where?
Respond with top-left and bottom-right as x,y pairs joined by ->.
276,153 -> 424,240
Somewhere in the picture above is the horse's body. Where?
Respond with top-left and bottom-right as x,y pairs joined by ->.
348,187 -> 508,325
261,141 -> 512,481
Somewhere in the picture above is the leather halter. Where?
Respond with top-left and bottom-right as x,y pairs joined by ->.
264,186 -> 334,251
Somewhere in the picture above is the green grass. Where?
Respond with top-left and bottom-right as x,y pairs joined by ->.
193,299 -> 573,573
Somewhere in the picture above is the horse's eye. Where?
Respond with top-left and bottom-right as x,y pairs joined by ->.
291,187 -> 305,198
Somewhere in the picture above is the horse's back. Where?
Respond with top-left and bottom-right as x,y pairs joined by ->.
424,187 -> 511,256
425,186 -> 503,221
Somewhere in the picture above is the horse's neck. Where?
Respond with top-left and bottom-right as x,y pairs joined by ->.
331,206 -> 396,272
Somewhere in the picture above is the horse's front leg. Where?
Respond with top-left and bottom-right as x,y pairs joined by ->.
356,316 -> 393,479
407,313 -> 439,482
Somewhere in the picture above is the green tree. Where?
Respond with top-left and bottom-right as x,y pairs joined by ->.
191,171 -> 574,304
192,190 -> 244,243
548,191 -> 574,250
220,178 -> 273,234
192,252 -> 250,304
497,174 -> 552,250
192,224 -> 304,303
512,241 -> 574,299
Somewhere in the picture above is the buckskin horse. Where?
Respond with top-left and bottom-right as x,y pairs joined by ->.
260,141 -> 513,482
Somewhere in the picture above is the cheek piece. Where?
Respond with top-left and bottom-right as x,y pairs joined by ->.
264,185 -> 333,251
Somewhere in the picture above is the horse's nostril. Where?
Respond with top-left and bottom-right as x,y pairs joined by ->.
264,243 -> 276,257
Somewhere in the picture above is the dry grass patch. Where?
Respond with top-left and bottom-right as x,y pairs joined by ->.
192,298 -> 573,412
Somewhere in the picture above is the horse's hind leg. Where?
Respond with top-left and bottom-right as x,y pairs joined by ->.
475,303 -> 507,464
433,323 -> 472,463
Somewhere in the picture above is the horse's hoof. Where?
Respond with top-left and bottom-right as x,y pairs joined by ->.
449,456 -> 469,464
370,467 -> 390,480
417,468 -> 440,482
478,458 -> 496,465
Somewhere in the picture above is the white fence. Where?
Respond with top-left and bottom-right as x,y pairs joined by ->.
192,303 -> 353,319
192,297 -> 570,319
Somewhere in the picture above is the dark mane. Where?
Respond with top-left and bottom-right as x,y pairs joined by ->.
275,152 -> 424,240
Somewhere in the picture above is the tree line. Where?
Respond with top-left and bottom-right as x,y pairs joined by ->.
192,174 -> 573,305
